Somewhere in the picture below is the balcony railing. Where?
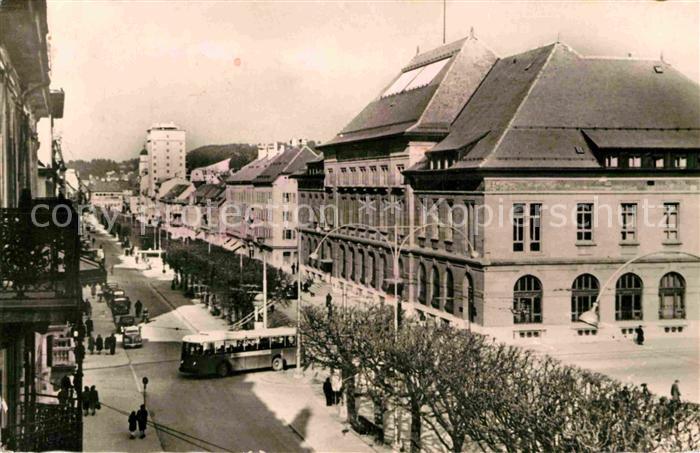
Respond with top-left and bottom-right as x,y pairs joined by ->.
52,337 -> 76,369
2,395 -> 82,452
0,199 -> 80,324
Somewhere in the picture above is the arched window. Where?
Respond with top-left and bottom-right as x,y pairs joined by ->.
615,273 -> 643,320
418,264 -> 427,305
376,254 -> 384,291
349,248 -> 355,280
659,272 -> 685,319
397,257 -> 407,299
463,274 -> 475,322
444,269 -> 454,314
513,275 -> 542,324
367,252 -> 375,287
431,267 -> 441,309
571,274 -> 599,321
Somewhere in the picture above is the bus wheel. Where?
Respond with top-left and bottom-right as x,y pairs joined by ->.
272,356 -> 285,372
216,362 -> 230,378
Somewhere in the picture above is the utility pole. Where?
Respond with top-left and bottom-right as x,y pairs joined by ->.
295,229 -> 302,373
443,0 -> 446,44
262,246 -> 268,328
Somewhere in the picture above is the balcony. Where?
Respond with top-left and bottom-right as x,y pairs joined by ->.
0,199 -> 81,325
2,395 -> 82,452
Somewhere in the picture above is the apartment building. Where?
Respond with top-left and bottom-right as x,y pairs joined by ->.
225,143 -> 318,270
140,122 -> 186,197
299,38 -> 700,342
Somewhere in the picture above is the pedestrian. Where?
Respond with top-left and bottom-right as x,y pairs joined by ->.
641,383 -> 651,400
87,334 -> 95,354
323,377 -> 333,406
84,298 -> 92,317
89,385 -> 100,415
326,293 -> 333,319
91,283 -> 97,297
85,318 -> 94,337
57,387 -> 69,406
95,334 -> 104,354
671,379 -> 681,402
110,264 -> 115,275
142,307 -> 149,324
81,386 -> 91,416
137,404 -> 149,439
331,371 -> 342,405
128,411 -> 138,439
135,300 -> 143,318
109,333 -> 116,355
635,325 -> 645,345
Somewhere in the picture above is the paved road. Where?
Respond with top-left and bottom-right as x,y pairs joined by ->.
88,233 -> 307,452
85,229 -> 369,452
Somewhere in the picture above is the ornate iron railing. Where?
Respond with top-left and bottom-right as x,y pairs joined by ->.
2,394 -> 82,452
0,198 -> 80,301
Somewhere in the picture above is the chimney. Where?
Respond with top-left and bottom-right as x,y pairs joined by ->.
257,143 -> 268,160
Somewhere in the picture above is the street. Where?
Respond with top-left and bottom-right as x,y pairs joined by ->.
81,226 -> 372,452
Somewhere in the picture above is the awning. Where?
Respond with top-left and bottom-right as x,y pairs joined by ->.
582,129 -> 700,149
80,256 -> 107,285
222,238 -> 242,252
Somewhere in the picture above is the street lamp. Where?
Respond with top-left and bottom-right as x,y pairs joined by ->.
306,221 -> 478,450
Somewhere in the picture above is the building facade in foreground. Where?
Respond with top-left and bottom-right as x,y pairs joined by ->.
1,1 -> 85,450
298,38 -> 700,342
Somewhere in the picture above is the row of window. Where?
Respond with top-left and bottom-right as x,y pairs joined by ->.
603,152 -> 696,169
513,272 -> 686,324
328,164 -> 405,187
513,201 -> 680,251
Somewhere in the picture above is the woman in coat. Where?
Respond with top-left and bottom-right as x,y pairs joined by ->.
128,411 -> 138,439
89,385 -> 100,415
95,334 -> 104,354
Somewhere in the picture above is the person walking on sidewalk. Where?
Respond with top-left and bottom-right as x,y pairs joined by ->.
89,385 -> 100,415
95,334 -> 104,354
135,300 -> 143,319
108,333 -> 116,355
87,334 -> 95,355
82,386 -> 91,416
323,377 -> 334,406
635,325 -> 645,345
331,371 -> 342,405
85,318 -> 94,338
137,404 -> 149,439
128,411 -> 138,439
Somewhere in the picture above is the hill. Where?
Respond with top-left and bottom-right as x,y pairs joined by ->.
186,143 -> 258,172
67,158 -> 138,178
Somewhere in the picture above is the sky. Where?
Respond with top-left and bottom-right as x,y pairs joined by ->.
42,0 -> 700,163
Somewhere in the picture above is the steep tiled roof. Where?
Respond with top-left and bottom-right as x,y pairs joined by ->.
416,42 -> 700,171
253,146 -> 319,185
320,37 -> 497,147
224,156 -> 273,185
160,184 -> 191,202
192,183 -> 224,204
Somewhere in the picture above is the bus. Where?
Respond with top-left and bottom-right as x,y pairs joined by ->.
179,327 -> 297,377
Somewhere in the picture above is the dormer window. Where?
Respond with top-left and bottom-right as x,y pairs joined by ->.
628,156 -> 642,168
672,155 -> 687,169
604,156 -> 617,167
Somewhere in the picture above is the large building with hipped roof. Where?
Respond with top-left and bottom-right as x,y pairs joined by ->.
296,36 -> 700,343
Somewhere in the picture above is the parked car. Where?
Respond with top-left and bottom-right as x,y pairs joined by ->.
122,325 -> 142,348
111,297 -> 131,315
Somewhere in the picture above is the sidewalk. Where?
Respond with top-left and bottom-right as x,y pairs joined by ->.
247,368 -> 379,452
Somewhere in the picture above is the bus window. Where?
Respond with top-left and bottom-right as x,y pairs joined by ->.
204,342 -> 215,355
215,341 -> 226,354
286,336 -> 296,347
183,343 -> 203,356
271,336 -> 285,349
258,337 -> 270,350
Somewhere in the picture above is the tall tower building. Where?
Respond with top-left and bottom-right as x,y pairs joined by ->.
144,122 -> 186,197
138,147 -> 149,196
